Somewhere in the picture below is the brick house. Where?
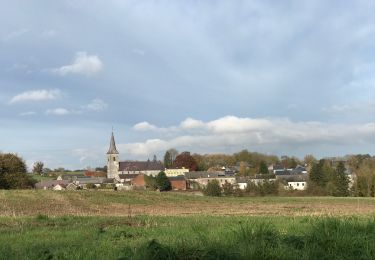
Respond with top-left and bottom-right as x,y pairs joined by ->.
168,175 -> 187,190
131,174 -> 146,188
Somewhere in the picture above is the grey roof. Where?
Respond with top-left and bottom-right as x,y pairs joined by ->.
35,180 -> 69,189
185,171 -> 229,179
74,177 -> 113,184
276,174 -> 308,181
118,174 -> 140,179
168,175 -> 186,181
119,160 -> 164,171
107,132 -> 119,154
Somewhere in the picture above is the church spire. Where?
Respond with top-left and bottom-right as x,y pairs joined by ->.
107,131 -> 119,154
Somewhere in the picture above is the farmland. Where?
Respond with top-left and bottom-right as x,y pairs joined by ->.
0,190 -> 374,259
0,190 -> 374,217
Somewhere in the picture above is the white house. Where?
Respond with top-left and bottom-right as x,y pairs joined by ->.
285,181 -> 307,191
52,184 -> 67,191
165,167 -> 189,177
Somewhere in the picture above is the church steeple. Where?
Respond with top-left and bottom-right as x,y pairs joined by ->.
107,131 -> 119,154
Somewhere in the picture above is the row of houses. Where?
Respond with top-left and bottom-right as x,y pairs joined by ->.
35,164 -> 309,191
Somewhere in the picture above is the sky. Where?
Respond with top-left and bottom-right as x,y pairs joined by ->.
1,0 -> 375,170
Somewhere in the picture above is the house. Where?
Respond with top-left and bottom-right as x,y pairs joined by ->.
165,167 -> 189,177
235,175 -> 277,190
52,183 -> 67,191
35,180 -> 69,190
185,171 -> 235,188
66,183 -> 79,190
85,171 -> 107,177
131,174 -> 146,188
286,181 -> 307,190
73,177 -> 114,189
168,175 -> 187,190
118,174 -> 139,184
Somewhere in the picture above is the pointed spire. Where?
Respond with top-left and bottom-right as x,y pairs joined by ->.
107,131 -> 119,154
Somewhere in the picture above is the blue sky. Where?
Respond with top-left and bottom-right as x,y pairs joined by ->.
1,0 -> 375,170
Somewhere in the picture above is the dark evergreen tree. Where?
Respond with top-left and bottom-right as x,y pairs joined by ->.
309,160 -> 328,188
334,162 -> 349,196
163,151 -> 172,168
259,161 -> 269,174
155,171 -> 171,191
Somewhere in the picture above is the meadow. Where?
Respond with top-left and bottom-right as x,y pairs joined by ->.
0,190 -> 374,259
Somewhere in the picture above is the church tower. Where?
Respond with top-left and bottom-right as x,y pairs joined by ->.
107,131 -> 119,179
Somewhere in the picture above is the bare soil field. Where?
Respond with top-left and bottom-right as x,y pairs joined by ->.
0,190 -> 374,217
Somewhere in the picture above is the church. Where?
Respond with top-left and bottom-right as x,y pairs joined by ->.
106,132 -> 164,180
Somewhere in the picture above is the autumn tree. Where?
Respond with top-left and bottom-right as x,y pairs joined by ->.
355,158 -> 375,197
173,151 -> 197,171
192,153 -> 208,171
304,154 -> 317,166
33,161 -> 44,175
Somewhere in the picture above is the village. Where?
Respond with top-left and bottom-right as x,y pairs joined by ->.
34,132 -> 355,193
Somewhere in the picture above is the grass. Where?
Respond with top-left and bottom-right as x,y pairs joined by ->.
0,215 -> 374,259
0,190 -> 374,259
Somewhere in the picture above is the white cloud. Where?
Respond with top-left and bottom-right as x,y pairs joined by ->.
85,99 -> 108,111
46,108 -> 70,115
9,89 -> 60,104
19,111 -> 36,116
133,122 -> 158,131
180,117 -> 205,129
53,52 -> 103,76
120,116 -> 375,157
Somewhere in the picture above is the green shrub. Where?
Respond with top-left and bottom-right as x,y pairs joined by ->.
203,179 -> 221,196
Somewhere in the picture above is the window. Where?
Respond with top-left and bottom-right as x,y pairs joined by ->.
302,183 -> 305,186
113,157 -> 116,161
297,183 -> 299,186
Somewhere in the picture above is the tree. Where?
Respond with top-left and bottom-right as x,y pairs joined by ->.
155,171 -> 171,191
0,153 -> 35,189
167,149 -> 178,164
203,179 -> 221,196
163,151 -> 172,168
192,153 -> 208,171
333,161 -> 349,196
222,181 -> 234,196
304,154 -> 317,166
173,152 -> 197,171
259,161 -> 269,174
144,175 -> 158,190
33,161 -> 44,175
309,160 -> 328,188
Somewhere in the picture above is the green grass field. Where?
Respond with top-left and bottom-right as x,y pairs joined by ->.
0,215 -> 374,259
0,190 -> 374,259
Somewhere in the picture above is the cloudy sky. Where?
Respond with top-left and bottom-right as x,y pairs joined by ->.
1,0 -> 375,169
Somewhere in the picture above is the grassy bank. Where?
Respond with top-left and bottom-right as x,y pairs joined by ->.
0,215 -> 374,259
